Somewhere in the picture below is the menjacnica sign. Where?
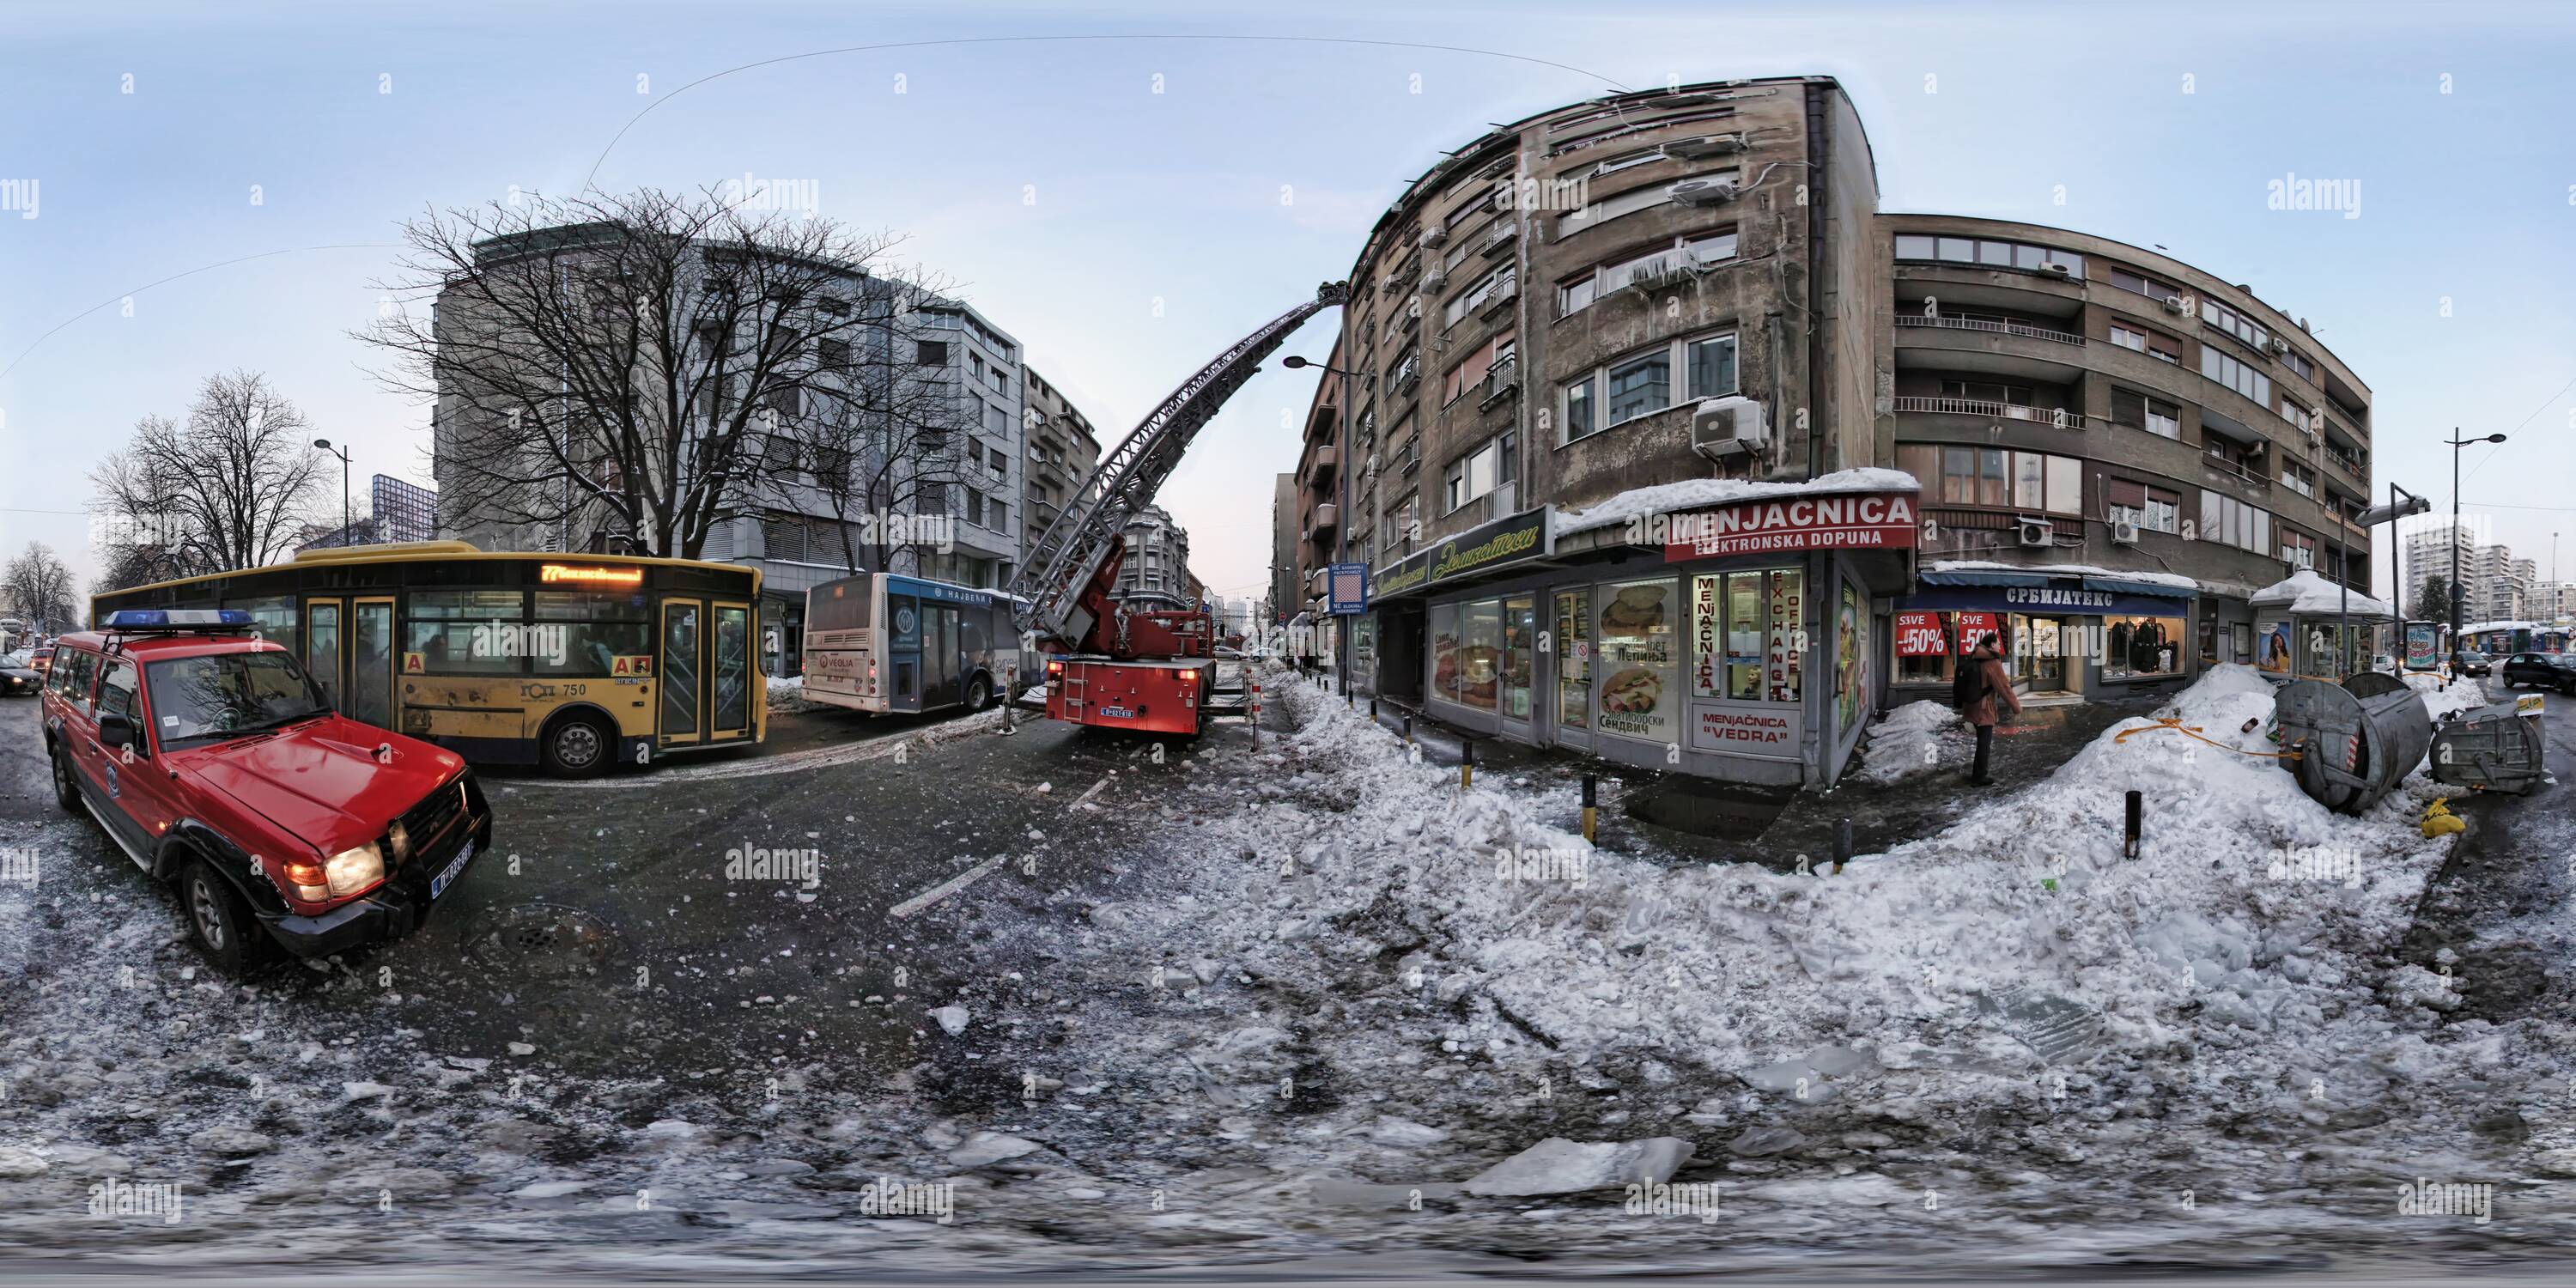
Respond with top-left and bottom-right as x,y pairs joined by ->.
1660,491 -> 1918,562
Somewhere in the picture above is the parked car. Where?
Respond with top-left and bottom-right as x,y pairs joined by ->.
41,609 -> 492,974
2457,650 -> 2493,676
2498,651 -> 2576,695
0,650 -> 41,696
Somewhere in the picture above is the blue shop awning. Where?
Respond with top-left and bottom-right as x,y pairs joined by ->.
1917,568 -> 2045,588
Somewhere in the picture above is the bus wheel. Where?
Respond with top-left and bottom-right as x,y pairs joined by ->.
963,674 -> 993,713
542,714 -> 613,778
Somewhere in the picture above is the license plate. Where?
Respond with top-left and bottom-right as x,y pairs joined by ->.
430,840 -> 476,900
1099,706 -> 1134,719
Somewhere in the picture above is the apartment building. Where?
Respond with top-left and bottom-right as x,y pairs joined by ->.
1021,366 -> 1103,579
1114,505 -> 1192,611
2405,524 -> 2531,623
1296,75 -> 2377,788
431,225 -> 1030,677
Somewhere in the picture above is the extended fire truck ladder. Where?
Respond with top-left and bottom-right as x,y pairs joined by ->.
1008,280 -> 1350,655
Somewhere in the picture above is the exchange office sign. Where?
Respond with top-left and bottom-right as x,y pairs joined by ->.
1662,490 -> 1919,562
1375,507 -> 1552,600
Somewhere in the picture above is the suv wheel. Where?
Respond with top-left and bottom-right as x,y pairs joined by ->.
543,714 -> 613,779
963,674 -> 993,714
50,743 -> 81,813
182,860 -> 261,977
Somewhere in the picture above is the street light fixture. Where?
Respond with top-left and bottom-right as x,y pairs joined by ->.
2445,429 -> 2508,664
313,438 -> 352,547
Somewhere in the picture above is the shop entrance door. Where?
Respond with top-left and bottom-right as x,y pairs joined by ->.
2009,613 -> 2072,696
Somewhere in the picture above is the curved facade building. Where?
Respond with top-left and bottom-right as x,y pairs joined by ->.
1294,75 -> 2373,787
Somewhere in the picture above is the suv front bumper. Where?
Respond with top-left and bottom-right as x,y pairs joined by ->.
261,815 -> 492,957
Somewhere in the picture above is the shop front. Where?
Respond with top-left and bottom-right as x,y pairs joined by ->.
1893,567 -> 2199,705
1377,485 -> 1919,789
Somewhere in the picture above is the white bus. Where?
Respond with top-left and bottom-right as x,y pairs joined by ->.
803,573 -> 1028,715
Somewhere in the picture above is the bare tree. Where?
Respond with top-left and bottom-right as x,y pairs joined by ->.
358,187 -> 977,561
88,372 -> 330,580
776,289 -> 981,574
3,542 -> 78,631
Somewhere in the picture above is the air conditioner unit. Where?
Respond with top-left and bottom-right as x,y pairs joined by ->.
2160,295 -> 2184,314
1667,178 -> 1741,205
2289,547 -> 2314,569
1421,266 -> 1448,291
2041,262 -> 2072,277
1419,226 -> 1449,248
1689,395 -> 1769,459
2268,337 -> 2291,357
2017,519 -> 2056,548
1667,132 -> 1749,158
2111,519 -> 2142,545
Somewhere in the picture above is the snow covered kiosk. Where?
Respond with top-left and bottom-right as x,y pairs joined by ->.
2249,568 -> 2393,682
1366,469 -> 1920,790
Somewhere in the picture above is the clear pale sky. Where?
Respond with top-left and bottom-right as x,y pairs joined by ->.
5,0 -> 2574,611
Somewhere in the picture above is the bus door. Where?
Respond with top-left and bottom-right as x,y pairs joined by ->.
306,598 -> 346,711
351,596 -> 396,728
710,601 -> 751,742
924,604 -> 960,709
660,599 -> 703,745
888,591 -> 922,712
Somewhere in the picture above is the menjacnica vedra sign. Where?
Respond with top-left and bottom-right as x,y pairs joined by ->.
1661,491 -> 1919,562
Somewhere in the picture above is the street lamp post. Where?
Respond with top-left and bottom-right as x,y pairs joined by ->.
2446,429 -> 2507,666
313,438 -> 352,545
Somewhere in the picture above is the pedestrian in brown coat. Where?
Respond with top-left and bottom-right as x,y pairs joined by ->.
1962,634 -> 2020,786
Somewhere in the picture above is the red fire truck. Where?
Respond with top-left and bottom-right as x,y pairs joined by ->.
1010,282 -> 1349,737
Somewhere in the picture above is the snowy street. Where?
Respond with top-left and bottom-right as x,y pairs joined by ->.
4,664 -> 2574,1276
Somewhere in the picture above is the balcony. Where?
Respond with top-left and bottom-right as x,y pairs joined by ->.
1481,220 -> 1518,257
1479,355 -> 1521,412
1310,502 -> 1340,535
1479,275 -> 1519,320
2202,453 -> 2270,492
1893,395 -> 2085,430
1892,313 -> 2085,346
1303,444 -> 1340,486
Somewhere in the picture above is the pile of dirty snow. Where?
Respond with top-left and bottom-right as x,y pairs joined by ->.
1853,699 -> 1969,785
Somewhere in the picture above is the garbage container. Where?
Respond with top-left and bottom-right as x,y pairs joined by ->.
2428,702 -> 2549,795
2273,672 -> 2433,814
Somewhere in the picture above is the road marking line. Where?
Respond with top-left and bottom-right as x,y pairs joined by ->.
890,856 -> 1006,919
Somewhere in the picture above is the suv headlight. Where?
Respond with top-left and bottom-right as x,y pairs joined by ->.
283,844 -> 384,901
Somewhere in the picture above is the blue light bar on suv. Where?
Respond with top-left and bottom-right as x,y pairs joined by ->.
102,609 -> 257,630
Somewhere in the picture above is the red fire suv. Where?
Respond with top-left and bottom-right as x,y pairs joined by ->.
42,610 -> 491,974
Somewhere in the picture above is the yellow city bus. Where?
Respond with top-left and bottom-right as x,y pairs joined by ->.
91,542 -> 764,775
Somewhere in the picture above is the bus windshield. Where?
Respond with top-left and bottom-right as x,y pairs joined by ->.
145,651 -> 331,745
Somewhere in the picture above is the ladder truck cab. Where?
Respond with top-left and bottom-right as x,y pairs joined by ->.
1010,282 -> 1349,737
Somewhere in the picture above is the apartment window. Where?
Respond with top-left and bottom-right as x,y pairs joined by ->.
2278,396 -> 2313,434
2107,267 -> 2184,301
987,445 -> 1006,477
1685,333 -> 1739,400
1557,230 -> 1741,317
983,403 -> 1006,434
914,483 -> 949,516
2201,347 -> 2272,405
2199,298 -> 2270,350
1442,331 -> 1516,404
2280,527 -> 2318,569
1604,349 -> 1670,425
1893,234 -> 2082,278
2281,348 -> 2317,381
965,490 -> 985,526
817,338 -> 851,368
2109,323 -> 2179,361
1586,146 -> 1665,177
2200,489 -> 2274,553
1900,444 -> 2080,515
990,498 -> 1007,531
1443,266 -> 1514,328
1939,379 -> 2033,405
2280,459 -> 2316,498
915,340 -> 948,365
1561,377 -> 1596,442
1443,432 -> 1517,513
2106,478 -> 2181,533
1555,168 -> 1735,236
2110,388 -> 2182,440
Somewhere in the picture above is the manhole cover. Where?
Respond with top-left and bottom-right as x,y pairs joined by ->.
467,904 -> 619,978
